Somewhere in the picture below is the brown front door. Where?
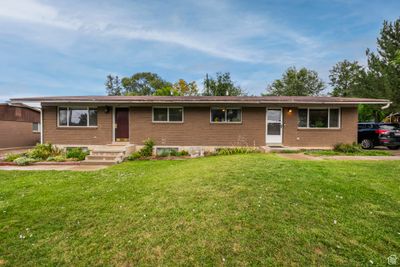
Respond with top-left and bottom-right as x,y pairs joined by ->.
115,108 -> 129,142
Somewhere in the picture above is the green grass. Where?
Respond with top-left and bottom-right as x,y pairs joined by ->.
304,150 -> 392,156
1,154 -> 399,266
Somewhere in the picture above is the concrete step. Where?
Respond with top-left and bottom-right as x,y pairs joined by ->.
86,155 -> 120,161
108,142 -> 130,146
92,149 -> 126,153
80,159 -> 117,166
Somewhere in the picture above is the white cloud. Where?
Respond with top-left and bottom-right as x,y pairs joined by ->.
0,0 -> 319,64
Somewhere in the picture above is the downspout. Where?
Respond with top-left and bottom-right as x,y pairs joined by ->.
40,103 -> 44,144
381,102 -> 391,110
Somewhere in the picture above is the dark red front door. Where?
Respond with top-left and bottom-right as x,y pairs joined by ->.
115,108 -> 129,142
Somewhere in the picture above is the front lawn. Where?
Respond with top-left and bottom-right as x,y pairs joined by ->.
0,154 -> 399,265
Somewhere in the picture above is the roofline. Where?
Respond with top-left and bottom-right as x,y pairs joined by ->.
31,101 -> 391,105
1,102 -> 41,112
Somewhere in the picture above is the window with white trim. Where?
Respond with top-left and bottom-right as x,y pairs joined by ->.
298,108 -> 340,128
152,107 -> 183,122
58,107 -> 97,127
32,122 -> 40,132
210,107 -> 242,123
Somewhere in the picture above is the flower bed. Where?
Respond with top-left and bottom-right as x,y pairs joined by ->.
1,144 -> 89,166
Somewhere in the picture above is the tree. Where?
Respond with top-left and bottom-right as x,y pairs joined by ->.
173,79 -> 199,96
154,86 -> 179,96
121,72 -> 171,96
202,72 -> 245,96
363,19 -> 400,112
105,75 -> 123,96
329,60 -> 364,97
153,79 -> 199,96
265,67 -> 325,96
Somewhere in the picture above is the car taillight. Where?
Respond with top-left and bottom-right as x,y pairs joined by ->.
375,129 -> 389,134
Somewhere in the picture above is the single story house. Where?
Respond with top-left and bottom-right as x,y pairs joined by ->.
0,103 -> 40,149
9,96 -> 390,152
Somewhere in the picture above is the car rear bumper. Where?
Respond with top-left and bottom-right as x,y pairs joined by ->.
379,137 -> 400,146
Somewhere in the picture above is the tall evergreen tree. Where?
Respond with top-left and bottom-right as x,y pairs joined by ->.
329,60 -> 364,97
105,75 -> 123,96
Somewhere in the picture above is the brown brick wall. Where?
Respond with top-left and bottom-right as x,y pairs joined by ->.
0,105 -> 39,122
282,107 -> 358,147
41,105 -> 358,148
0,121 -> 40,148
130,107 -> 266,146
42,106 -> 112,145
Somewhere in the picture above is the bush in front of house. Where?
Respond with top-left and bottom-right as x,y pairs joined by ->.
4,153 -> 23,162
215,147 -> 261,155
157,149 -> 189,157
26,143 -> 63,160
128,138 -> 155,160
13,157 -> 37,166
1,144 -> 89,166
66,147 -> 89,161
333,143 -> 363,153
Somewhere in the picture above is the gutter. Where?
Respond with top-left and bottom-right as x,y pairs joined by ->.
20,100 -> 392,105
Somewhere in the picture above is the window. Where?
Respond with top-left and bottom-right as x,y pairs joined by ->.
298,108 -> 340,128
32,122 -> 40,132
58,107 -> 97,127
152,107 -> 183,122
211,107 -> 242,123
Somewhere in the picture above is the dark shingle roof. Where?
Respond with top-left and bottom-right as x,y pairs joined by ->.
9,95 -> 390,105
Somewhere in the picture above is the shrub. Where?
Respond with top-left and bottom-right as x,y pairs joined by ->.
47,155 -> 67,162
27,143 -> 62,160
13,157 -> 37,166
333,143 -> 362,153
141,139 -> 155,157
66,147 -> 89,161
216,147 -> 261,155
128,139 -> 155,160
4,153 -> 22,162
178,150 -> 189,156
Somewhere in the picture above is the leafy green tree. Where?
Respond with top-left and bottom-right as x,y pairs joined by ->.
121,72 -> 171,96
329,60 -> 364,97
105,75 -> 123,96
154,86 -> 179,96
265,67 -> 325,96
202,72 -> 245,96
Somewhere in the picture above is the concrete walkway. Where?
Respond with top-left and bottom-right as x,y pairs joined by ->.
0,165 -> 108,171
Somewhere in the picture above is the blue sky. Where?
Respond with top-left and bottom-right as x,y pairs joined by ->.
0,0 -> 399,101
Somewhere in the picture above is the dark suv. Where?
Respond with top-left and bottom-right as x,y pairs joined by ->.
358,123 -> 400,150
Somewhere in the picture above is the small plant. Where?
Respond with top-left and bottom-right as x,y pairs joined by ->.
128,138 -> 155,160
13,157 -> 37,166
216,147 -> 261,155
178,150 -> 189,156
66,147 -> 89,161
27,143 -> 62,160
333,143 -> 362,153
4,153 -> 23,162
